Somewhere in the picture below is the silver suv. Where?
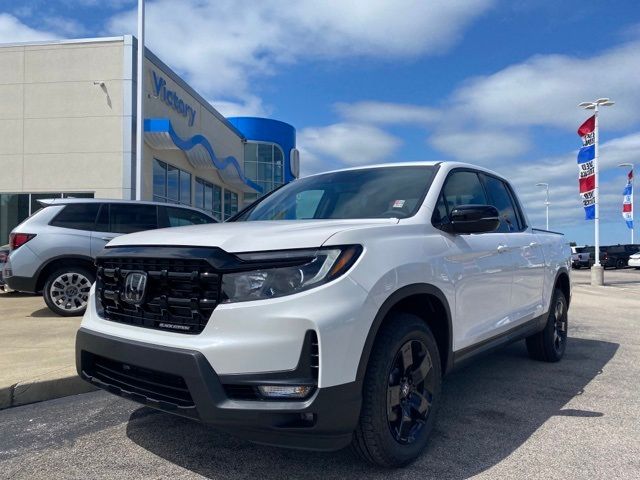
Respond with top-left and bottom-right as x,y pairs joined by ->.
3,199 -> 215,316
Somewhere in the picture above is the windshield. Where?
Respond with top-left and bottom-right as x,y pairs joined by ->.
234,166 -> 437,221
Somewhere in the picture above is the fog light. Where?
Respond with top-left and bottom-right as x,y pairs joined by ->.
257,385 -> 313,399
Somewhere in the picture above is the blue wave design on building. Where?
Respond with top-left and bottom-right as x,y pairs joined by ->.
144,118 -> 262,193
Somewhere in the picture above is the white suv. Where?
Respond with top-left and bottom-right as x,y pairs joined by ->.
76,162 -> 571,467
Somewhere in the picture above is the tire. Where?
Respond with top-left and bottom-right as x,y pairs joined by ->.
43,266 -> 95,317
616,259 -> 626,269
352,313 -> 442,467
526,288 -> 568,362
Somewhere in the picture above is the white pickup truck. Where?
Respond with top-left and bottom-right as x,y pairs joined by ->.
76,162 -> 571,467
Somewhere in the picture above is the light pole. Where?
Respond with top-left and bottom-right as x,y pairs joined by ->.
618,162 -> 634,244
578,98 -> 614,285
135,0 -> 145,200
535,182 -> 550,230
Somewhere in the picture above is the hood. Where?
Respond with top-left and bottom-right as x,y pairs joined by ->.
106,219 -> 398,253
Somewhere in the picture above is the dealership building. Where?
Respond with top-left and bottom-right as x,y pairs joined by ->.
0,35 -> 298,243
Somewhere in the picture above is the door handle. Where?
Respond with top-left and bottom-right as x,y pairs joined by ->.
497,244 -> 508,253
100,237 -> 114,241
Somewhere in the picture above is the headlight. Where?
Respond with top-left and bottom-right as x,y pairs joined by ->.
221,245 -> 362,303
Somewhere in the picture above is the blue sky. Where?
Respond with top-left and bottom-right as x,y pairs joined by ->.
1,0 -> 639,245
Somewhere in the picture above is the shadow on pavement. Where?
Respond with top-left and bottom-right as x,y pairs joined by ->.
126,337 -> 618,479
29,307 -> 57,318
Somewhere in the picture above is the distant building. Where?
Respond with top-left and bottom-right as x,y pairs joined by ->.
0,36 -> 298,243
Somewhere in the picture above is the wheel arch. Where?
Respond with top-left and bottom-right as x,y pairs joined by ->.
553,267 -> 571,308
36,255 -> 96,292
356,284 -> 453,383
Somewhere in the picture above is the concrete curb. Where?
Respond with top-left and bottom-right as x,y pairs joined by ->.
0,375 -> 98,410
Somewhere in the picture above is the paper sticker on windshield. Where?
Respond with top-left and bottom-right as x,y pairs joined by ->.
393,200 -> 405,208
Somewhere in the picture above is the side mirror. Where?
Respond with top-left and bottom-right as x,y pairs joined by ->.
447,205 -> 500,234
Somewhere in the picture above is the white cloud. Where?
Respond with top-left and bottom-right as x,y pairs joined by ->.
298,122 -> 402,174
448,40 -> 640,131
278,0 -> 495,58
211,96 -> 269,118
40,16 -> 87,36
429,130 -> 531,160
0,13 -> 58,43
107,0 -> 495,102
335,101 -> 440,125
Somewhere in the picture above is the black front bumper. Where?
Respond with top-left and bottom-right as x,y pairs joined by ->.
76,328 -> 361,451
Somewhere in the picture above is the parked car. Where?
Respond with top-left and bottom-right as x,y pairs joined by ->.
3,199 -> 216,316
602,244 -> 640,269
0,244 -> 9,288
571,245 -> 590,269
628,251 -> 640,269
579,246 -> 605,267
76,162 -> 571,467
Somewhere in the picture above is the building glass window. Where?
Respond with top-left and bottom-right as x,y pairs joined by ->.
167,165 -> 180,202
243,142 -> 285,204
224,190 -> 238,220
195,177 -> 222,221
153,159 -> 192,206
0,192 -> 94,244
153,159 -> 166,199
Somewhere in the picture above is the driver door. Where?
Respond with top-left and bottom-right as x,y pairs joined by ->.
434,170 -> 514,352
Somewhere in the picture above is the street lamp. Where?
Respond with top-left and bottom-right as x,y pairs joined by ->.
618,162 -> 634,244
535,182 -> 550,230
578,97 -> 614,280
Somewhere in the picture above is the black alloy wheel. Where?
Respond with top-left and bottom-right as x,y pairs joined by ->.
352,313 -> 442,467
526,288 -> 568,362
551,295 -> 567,355
387,340 -> 435,445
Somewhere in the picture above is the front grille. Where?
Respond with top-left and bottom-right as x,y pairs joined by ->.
84,353 -> 194,408
96,256 -> 220,334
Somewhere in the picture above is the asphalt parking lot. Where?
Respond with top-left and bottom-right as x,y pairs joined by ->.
1,268 -> 639,479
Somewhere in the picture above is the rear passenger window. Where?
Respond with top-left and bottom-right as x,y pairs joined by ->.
109,204 -> 158,234
481,174 -> 521,233
50,203 -> 100,230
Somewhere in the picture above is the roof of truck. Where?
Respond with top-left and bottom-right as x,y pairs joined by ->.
306,161 -> 503,179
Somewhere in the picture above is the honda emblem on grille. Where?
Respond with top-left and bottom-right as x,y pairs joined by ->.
122,271 -> 148,305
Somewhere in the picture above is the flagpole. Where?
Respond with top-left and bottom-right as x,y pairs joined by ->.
135,0 -> 145,201
579,98 -> 614,286
619,162 -> 635,244
632,165 -> 635,245
594,103 -> 600,267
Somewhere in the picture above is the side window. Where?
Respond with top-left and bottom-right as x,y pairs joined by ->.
432,193 -> 448,224
94,204 -> 110,232
481,174 -> 520,233
109,204 -> 158,234
163,206 -> 214,227
49,203 -> 100,230
441,171 -> 488,212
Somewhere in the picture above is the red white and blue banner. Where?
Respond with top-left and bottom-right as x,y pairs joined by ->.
577,115 -> 596,219
623,170 -> 633,229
